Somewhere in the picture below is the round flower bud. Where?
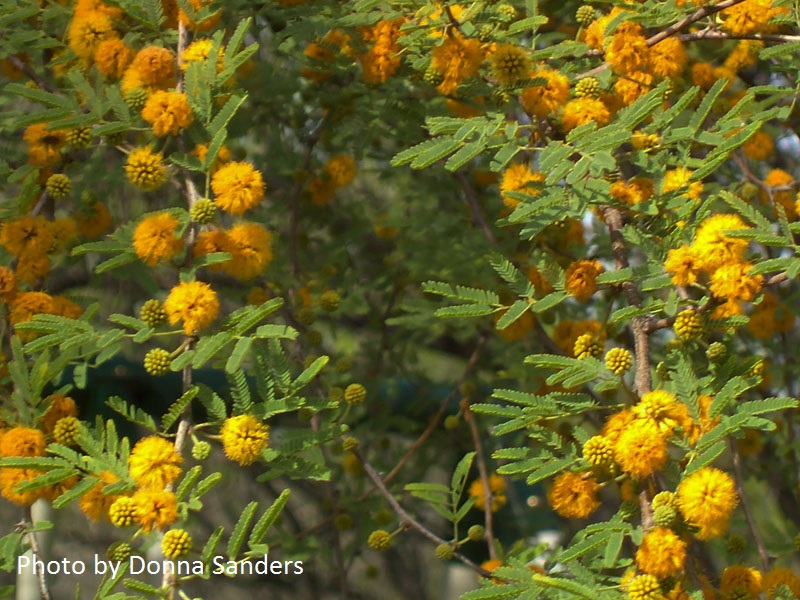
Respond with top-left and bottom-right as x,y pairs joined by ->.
46,174 -> 71,199
143,348 -> 171,376
296,307 -> 316,326
651,491 -> 676,509
582,435 -> 613,467
342,436 -> 359,453
192,440 -> 211,461
109,496 -> 136,527
189,198 -> 217,224
367,529 -> 392,552
574,333 -> 602,360
140,299 -> 167,327
162,529 -> 192,559
329,386 -> 344,404
477,24 -> 495,43
444,415 -> 459,430
423,66 -> 444,87
125,88 -> 148,111
434,543 -> 454,561
574,77 -> 601,99
66,126 -> 92,148
53,416 -> 80,446
652,505 -> 677,527
706,342 -> 727,362
107,542 -> 131,562
674,309 -> 704,341
467,525 -> 485,542
739,182 -> 759,200
496,3 -> 516,21
605,348 -> 633,375
306,329 -> 322,347
726,534 -> 746,555
335,357 -> 352,373
344,383 -> 367,406
627,574 -> 661,600
334,514 -> 354,531
576,5 -> 596,26
320,290 -> 341,312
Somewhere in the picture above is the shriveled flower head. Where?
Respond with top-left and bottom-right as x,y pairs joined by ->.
9,291 -> 55,334
0,266 -> 17,301
68,11 -> 118,61
635,526 -> 686,578
561,97 -> 611,132
130,46 -> 176,89
23,123 -> 66,168
224,222 -> 273,280
547,471 -> 601,519
211,161 -> 266,215
163,280 -> 220,334
79,471 -> 121,522
490,43 -> 530,86
720,0 -> 787,36
192,229 -> 234,270
40,394 -> 78,434
0,215 -> 54,258
468,473 -> 507,512
94,39 -> 134,79
648,37 -> 687,79
132,488 -> 178,532
709,262 -> 763,303
125,146 -> 168,190
0,467 -> 44,505
431,33 -> 483,95
665,245 -> 701,287
564,260 -> 604,302
613,419 -> 668,478
614,72 -> 654,106
677,467 -> 738,539
179,0 -> 221,32
128,436 -> 182,489
720,565 -> 763,599
360,18 -> 404,84
521,68 -> 569,117
605,22 -> 649,77
325,154 -> 357,188
141,90 -> 193,137
221,414 -> 269,466
663,168 -> 703,200
692,213 -> 750,271
132,212 -> 184,267
763,567 -> 800,598
76,201 -> 113,238
0,427 -> 46,458
499,163 -> 545,208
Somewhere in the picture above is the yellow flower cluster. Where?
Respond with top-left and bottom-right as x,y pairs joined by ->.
220,414 -> 269,466
468,473 -> 507,512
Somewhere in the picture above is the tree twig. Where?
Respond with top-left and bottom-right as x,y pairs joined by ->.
24,506 -> 52,600
356,451 -> 496,578
463,402 -> 497,560
455,172 -> 497,245
729,438 -> 770,572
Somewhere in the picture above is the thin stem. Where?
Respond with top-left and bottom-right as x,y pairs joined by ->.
24,506 -> 52,600
463,402 -> 496,560
356,451 -> 496,578
455,172 -> 497,245
729,438 -> 770,571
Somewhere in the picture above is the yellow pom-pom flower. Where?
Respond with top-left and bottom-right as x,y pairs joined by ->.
677,467 -> 738,540
132,212 -> 184,267
635,526 -> 686,578
220,414 -> 269,466
211,161 -> 266,216
613,420 -> 667,478
132,488 -> 178,532
128,436 -> 183,489
547,471 -> 601,519
141,90 -> 193,137
163,281 -> 220,334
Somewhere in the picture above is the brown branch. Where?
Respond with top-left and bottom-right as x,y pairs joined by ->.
463,402 -> 497,560
577,0 -> 749,79
678,29 -> 800,43
23,507 -> 52,600
356,451 -> 496,578
5,54 -> 56,93
455,172 -> 497,246
729,438 -> 770,572
602,206 -> 651,394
